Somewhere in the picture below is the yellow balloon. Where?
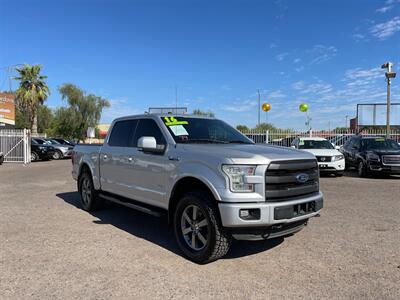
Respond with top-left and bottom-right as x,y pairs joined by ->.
262,103 -> 271,112
299,103 -> 308,112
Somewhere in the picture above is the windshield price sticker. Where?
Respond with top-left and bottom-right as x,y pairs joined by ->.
375,137 -> 385,142
163,116 -> 188,126
169,125 -> 189,136
299,140 -> 305,145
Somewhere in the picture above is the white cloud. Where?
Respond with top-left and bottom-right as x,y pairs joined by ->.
294,66 -> 304,72
370,16 -> 400,40
293,58 -> 301,63
275,52 -> 289,61
292,80 -> 305,90
344,67 -> 382,81
102,98 -> 141,123
269,90 -> 286,98
376,5 -> 393,13
352,33 -> 367,42
220,84 -> 232,91
308,45 -> 338,64
269,43 -> 277,49
221,99 -> 257,112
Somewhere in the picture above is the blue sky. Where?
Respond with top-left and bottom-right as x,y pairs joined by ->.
1,0 -> 399,129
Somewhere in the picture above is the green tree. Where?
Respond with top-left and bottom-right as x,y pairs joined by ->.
236,124 -> 249,132
192,109 -> 215,117
57,84 -> 110,141
254,122 -> 277,131
13,64 -> 50,134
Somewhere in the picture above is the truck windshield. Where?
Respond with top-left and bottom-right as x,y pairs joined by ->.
161,116 -> 253,144
298,140 -> 334,149
362,138 -> 400,151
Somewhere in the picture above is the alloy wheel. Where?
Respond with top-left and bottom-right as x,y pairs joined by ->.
81,177 -> 92,206
180,205 -> 209,251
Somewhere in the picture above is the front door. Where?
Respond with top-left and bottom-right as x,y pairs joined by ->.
126,118 -> 168,209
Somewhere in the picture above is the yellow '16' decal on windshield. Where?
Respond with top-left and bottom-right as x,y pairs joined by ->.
164,116 -> 188,126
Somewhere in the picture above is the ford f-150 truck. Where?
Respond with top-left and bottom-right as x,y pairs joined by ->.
72,114 -> 323,263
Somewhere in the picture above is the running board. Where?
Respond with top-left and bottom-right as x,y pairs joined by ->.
99,192 -> 165,217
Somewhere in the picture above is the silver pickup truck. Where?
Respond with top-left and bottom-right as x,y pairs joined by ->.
72,114 -> 323,263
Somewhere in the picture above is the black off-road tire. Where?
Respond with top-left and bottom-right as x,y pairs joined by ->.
78,171 -> 104,211
173,191 -> 232,264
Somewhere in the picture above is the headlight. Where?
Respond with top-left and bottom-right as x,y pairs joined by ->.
222,165 -> 256,192
367,153 -> 380,161
332,155 -> 344,161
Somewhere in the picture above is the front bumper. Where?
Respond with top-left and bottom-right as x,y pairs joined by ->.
218,192 -> 323,228
318,159 -> 345,172
368,162 -> 400,174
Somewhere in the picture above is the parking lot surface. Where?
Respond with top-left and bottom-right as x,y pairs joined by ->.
1,160 -> 399,299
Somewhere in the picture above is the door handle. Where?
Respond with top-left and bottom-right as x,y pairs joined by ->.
128,157 -> 134,162
103,154 -> 108,160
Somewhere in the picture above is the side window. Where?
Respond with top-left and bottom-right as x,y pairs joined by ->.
344,138 -> 353,150
132,119 -> 166,147
108,120 -> 138,147
353,139 -> 361,150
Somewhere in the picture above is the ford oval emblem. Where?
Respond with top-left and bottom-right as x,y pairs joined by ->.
296,173 -> 309,183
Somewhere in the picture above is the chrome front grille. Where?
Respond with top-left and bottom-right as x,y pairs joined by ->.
382,155 -> 400,165
316,156 -> 332,162
265,159 -> 319,202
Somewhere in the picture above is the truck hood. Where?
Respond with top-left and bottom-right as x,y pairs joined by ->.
181,143 -> 316,164
300,149 -> 342,157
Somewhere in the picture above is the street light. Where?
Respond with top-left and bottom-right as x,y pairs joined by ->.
381,62 -> 396,138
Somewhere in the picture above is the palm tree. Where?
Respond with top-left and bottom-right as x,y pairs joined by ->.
13,64 -> 50,134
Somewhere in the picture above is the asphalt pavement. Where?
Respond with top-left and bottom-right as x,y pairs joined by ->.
1,160 -> 399,299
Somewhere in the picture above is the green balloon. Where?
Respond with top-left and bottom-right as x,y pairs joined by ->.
299,103 -> 308,112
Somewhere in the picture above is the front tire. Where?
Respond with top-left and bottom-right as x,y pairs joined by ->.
53,150 -> 63,160
78,171 -> 104,211
173,191 -> 231,264
358,161 -> 369,177
31,152 -> 39,162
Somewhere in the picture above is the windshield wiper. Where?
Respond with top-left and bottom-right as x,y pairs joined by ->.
182,138 -> 228,144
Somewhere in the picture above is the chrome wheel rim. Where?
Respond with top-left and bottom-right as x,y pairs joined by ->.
31,153 -> 36,161
53,152 -> 60,159
358,162 -> 363,175
181,205 -> 209,251
81,178 -> 92,206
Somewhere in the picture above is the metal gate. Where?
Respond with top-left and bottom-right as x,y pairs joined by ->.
0,129 -> 31,163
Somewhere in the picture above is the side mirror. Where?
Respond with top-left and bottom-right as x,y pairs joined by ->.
291,145 -> 296,149
137,136 -> 165,153
335,145 -> 341,150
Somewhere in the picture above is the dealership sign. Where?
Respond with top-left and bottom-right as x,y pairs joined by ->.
0,93 -> 16,126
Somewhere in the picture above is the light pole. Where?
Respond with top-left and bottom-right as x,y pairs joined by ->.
381,62 -> 396,138
257,89 -> 261,126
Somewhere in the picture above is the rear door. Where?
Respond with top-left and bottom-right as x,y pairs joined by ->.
99,119 -> 138,196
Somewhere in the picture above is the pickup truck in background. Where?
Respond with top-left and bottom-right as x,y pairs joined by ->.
72,114 -> 323,263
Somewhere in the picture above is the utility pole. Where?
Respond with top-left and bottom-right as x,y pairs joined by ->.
345,115 -> 348,129
381,62 -> 396,138
257,89 -> 261,126
175,85 -> 178,112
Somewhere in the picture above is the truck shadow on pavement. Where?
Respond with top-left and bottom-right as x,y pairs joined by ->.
56,191 -> 284,260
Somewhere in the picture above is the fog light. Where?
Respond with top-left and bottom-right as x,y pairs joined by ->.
239,209 -> 260,220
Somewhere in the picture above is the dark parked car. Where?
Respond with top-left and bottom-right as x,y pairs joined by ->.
50,138 -> 76,147
31,138 -> 55,162
342,136 -> 400,177
0,152 -> 4,165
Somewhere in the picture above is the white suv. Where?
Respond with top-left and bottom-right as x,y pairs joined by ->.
291,137 -> 345,176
